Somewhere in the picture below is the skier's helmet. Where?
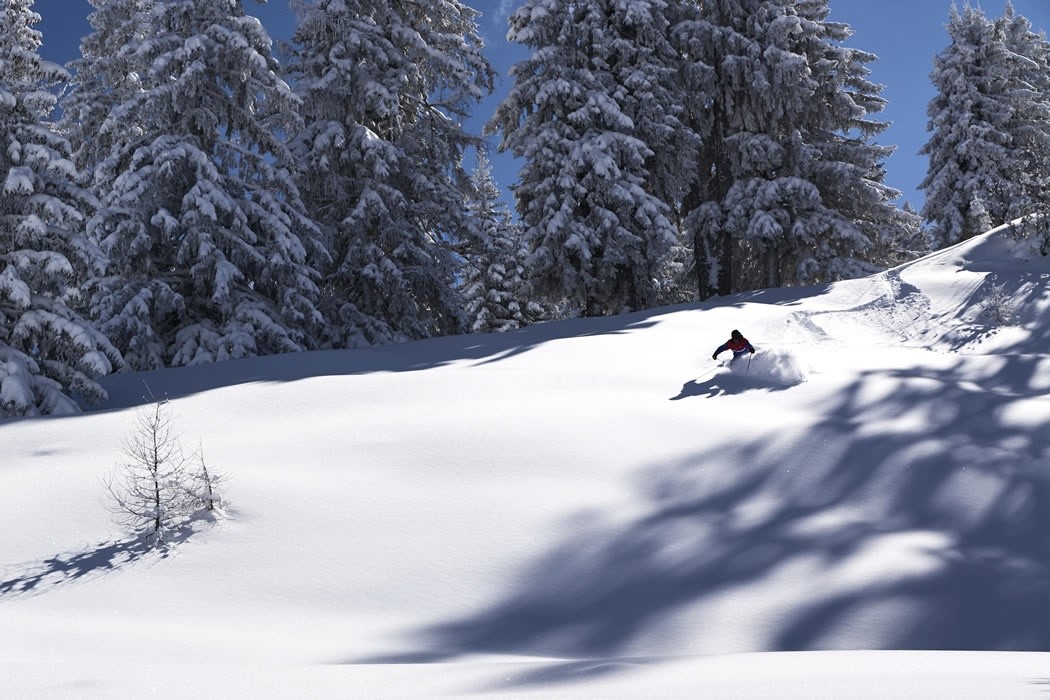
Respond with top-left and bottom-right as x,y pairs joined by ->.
731,329 -> 743,339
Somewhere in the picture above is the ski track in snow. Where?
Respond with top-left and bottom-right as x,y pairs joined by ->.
781,228 -> 1037,359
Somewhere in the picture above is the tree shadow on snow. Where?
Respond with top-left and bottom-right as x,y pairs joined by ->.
0,538 -> 154,599
349,356 -> 1050,690
0,519 -> 208,599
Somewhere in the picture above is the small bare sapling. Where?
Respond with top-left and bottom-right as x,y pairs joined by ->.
103,401 -> 225,545
187,442 -> 226,513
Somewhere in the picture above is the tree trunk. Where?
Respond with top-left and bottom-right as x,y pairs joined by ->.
764,244 -> 781,289
717,227 -> 733,296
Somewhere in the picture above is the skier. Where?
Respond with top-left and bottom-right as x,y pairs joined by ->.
712,329 -> 755,363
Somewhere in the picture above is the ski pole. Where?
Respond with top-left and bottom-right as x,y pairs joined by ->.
746,353 -> 752,375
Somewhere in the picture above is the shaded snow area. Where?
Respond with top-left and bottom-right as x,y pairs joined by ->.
2,226 -> 1050,698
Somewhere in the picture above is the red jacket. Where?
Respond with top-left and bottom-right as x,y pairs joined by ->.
714,336 -> 755,358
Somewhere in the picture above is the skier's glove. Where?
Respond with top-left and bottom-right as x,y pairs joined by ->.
712,353 -> 718,360
749,348 -> 755,354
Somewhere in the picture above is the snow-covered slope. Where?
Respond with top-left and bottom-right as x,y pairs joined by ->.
2,227 -> 1049,698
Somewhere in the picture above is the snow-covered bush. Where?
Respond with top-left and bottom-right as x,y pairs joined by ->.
979,282 -> 1018,326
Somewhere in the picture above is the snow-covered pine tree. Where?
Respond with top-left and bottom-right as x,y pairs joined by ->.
783,0 -> 919,283
919,4 -> 1044,247
78,0 -> 327,370
287,0 -> 495,348
680,0 -> 911,298
998,2 -> 1050,252
891,201 -> 930,265
921,5 -> 1008,246
658,0 -> 708,304
490,0 -> 685,317
60,0 -> 149,181
462,150 -> 531,333
0,0 -> 121,417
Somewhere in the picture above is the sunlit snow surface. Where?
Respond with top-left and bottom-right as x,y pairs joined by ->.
2,225 -> 1049,698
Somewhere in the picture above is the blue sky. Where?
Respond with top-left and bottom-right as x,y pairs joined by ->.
34,0 -> 1050,212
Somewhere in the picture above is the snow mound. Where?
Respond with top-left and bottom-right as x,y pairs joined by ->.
728,348 -> 808,385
